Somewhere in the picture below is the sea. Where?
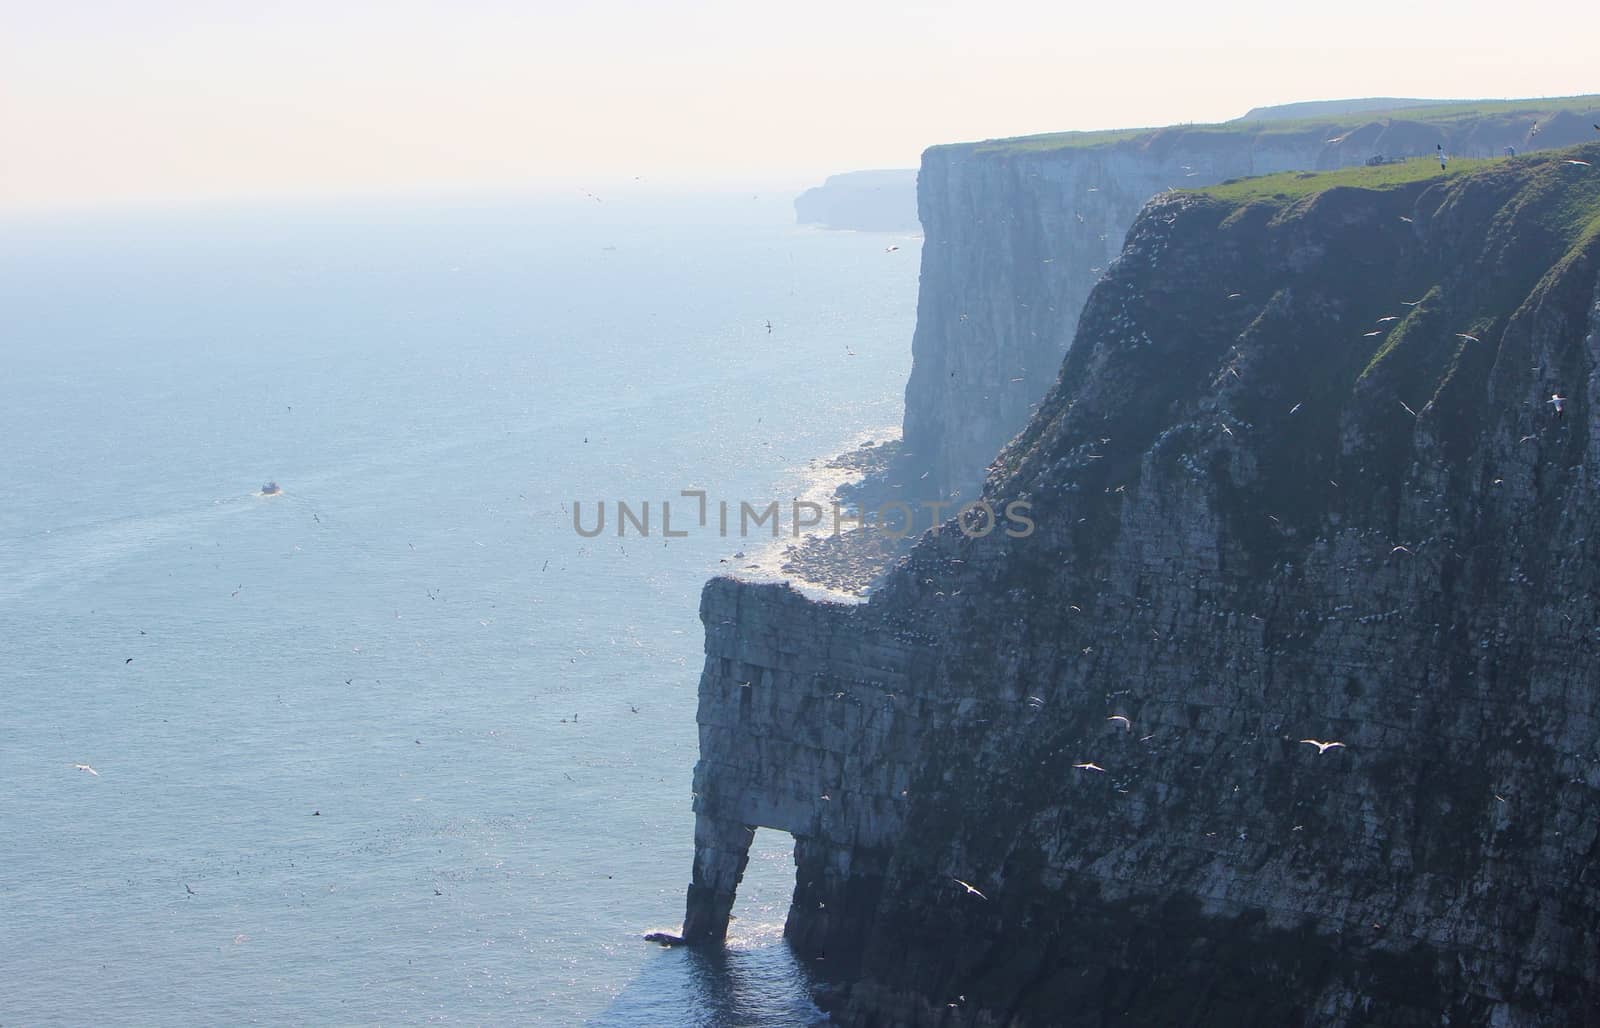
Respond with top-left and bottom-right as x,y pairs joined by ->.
0,187 -> 921,1025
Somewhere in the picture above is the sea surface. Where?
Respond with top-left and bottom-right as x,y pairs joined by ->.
0,188 -> 921,1025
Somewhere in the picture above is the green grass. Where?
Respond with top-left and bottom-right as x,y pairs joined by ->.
1359,308 -> 1440,384
965,127 -> 1155,155
954,94 -> 1600,158
1547,166 -> 1600,250
1366,94 -> 1600,123
1226,94 -> 1600,140
1193,157 -> 1494,204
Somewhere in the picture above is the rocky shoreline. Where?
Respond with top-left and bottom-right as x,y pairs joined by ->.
773,439 -> 920,597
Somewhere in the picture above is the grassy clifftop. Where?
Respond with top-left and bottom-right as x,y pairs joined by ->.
1195,156 -> 1493,202
938,94 -> 1600,158
1192,145 -> 1600,254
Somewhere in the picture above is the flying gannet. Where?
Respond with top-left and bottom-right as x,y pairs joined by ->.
952,878 -> 988,899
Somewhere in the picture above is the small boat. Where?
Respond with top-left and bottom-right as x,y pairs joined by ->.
261,481 -> 282,496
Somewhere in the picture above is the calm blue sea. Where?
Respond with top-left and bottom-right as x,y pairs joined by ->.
0,188 -> 920,1025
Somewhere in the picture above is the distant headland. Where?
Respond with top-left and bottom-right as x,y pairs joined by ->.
793,169 -> 919,232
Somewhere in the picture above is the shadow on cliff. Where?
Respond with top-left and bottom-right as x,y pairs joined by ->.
588,936 -> 832,1027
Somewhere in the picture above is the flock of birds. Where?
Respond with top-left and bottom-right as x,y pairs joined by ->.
1437,128 -> 1598,170
945,721 -> 1351,905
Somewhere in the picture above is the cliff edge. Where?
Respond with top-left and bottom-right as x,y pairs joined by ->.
904,95 -> 1600,503
683,144 -> 1600,1025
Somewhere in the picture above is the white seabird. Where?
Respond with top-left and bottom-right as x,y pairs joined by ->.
952,878 -> 988,899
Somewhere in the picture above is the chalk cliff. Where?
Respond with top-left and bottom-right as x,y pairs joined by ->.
683,144 -> 1600,1025
903,96 -> 1600,502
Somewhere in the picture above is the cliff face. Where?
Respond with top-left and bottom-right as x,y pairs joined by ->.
795,169 -> 921,233
683,145 -> 1600,1025
904,97 -> 1600,502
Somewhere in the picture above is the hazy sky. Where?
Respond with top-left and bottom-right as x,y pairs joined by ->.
2,1 -> 1593,212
